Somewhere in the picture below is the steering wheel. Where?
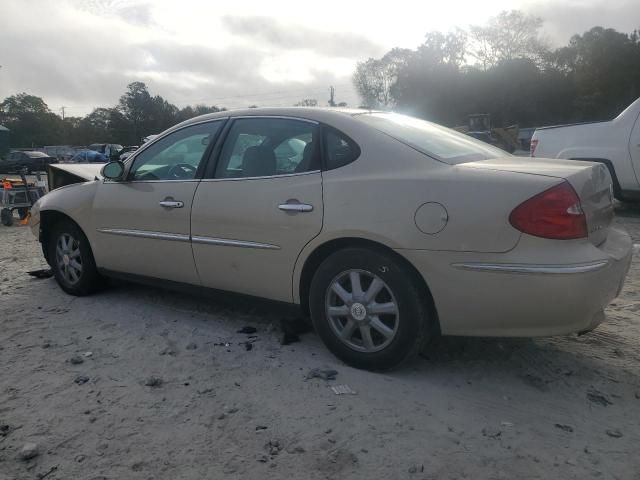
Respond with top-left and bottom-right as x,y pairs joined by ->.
167,163 -> 197,180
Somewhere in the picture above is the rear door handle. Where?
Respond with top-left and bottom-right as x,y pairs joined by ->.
159,200 -> 184,209
279,202 -> 313,213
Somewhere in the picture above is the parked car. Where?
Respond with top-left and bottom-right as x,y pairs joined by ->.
30,108 -> 632,370
0,150 -> 55,174
119,145 -> 139,161
88,143 -> 123,161
70,150 -> 109,163
531,97 -> 640,201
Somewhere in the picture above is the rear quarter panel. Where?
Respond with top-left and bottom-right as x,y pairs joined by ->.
292,130 -> 560,302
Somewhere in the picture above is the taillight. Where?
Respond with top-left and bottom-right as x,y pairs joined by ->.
530,139 -> 538,157
509,181 -> 587,240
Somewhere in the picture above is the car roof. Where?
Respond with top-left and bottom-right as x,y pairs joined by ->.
177,107 -> 380,128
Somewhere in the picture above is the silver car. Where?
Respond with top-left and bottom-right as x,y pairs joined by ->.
30,108 -> 632,370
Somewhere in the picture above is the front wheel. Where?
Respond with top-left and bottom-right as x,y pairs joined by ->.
309,248 -> 432,370
48,220 -> 103,295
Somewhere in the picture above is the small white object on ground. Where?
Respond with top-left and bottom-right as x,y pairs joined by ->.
331,384 -> 357,395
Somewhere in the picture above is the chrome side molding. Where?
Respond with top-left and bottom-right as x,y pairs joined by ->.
191,236 -> 280,250
97,229 -> 281,250
96,228 -> 190,243
452,261 -> 610,274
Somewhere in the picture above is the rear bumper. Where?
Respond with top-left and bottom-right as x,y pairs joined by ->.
397,227 -> 632,337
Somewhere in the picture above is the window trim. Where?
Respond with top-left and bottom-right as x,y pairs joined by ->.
320,125 -> 361,171
124,118 -> 228,183
205,116 -> 321,181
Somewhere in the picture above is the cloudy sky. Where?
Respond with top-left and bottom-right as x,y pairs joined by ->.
1,0 -> 638,117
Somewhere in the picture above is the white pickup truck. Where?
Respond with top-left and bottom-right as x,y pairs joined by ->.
531,97 -> 640,201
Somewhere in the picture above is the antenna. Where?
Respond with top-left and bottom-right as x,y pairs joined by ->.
328,86 -> 336,107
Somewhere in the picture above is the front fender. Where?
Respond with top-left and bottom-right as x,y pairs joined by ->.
34,181 -> 100,245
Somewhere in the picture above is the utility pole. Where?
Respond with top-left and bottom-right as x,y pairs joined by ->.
328,86 -> 336,107
60,106 -> 66,120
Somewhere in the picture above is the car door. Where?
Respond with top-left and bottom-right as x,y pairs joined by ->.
191,116 -> 323,302
91,119 -> 225,284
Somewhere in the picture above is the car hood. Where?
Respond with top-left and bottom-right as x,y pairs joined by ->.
48,163 -> 103,190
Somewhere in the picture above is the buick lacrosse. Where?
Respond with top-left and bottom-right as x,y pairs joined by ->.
30,108 -> 632,369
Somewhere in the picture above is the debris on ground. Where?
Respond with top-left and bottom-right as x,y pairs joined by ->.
279,318 -> 311,345
408,464 -> 424,474
27,269 -> 53,279
74,375 -> 90,385
481,426 -> 502,438
306,368 -> 338,381
69,354 -> 84,365
330,384 -> 357,395
606,429 -> 623,438
587,389 -> 613,406
243,342 -> 253,351
144,376 -> 163,387
286,444 -> 306,454
19,442 -> 40,461
255,425 -> 268,431
266,439 -> 282,456
185,342 -> 198,350
36,465 -> 58,479
554,424 -> 574,433
237,326 -> 257,334
83,351 -> 93,357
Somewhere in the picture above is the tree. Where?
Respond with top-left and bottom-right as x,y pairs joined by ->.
352,48 -> 413,109
0,93 -> 62,147
552,27 -> 640,119
117,81 -> 153,142
294,99 -> 318,107
469,10 -> 547,69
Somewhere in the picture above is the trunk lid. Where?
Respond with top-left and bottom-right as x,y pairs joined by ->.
462,157 -> 615,246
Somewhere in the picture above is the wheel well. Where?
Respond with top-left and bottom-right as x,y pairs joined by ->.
40,211 -> 81,265
298,237 -> 440,334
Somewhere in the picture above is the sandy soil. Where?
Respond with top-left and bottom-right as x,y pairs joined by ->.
1,209 -> 639,479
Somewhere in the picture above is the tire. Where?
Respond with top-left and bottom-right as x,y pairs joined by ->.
48,220 -> 103,296
1,208 -> 13,226
309,247 -> 432,370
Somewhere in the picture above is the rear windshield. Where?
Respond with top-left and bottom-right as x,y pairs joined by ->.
355,112 -> 508,164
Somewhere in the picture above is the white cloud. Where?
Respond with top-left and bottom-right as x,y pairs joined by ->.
1,0 -> 637,116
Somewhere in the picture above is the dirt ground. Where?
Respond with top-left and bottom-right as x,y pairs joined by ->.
1,209 -> 639,480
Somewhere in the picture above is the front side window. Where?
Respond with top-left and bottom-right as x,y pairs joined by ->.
129,121 -> 223,181
215,118 -> 318,178
356,112 -> 507,164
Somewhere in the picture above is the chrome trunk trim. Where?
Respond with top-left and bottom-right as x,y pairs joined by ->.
452,261 -> 610,274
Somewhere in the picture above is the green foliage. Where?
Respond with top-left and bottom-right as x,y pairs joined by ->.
353,10 -> 640,128
0,83 -> 225,148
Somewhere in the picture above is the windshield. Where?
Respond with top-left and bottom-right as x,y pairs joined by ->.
356,112 -> 508,164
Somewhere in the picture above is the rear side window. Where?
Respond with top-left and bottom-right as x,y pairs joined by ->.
215,118 -> 319,179
324,128 -> 360,170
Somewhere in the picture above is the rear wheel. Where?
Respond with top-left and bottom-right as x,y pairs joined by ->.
310,248 -> 432,370
48,220 -> 102,295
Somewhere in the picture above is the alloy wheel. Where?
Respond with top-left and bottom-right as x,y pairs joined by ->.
325,269 -> 399,353
55,233 -> 83,285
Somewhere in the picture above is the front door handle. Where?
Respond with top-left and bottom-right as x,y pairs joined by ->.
159,200 -> 184,209
279,202 -> 313,213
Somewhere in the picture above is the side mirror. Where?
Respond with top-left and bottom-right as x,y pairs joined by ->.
101,161 -> 126,181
